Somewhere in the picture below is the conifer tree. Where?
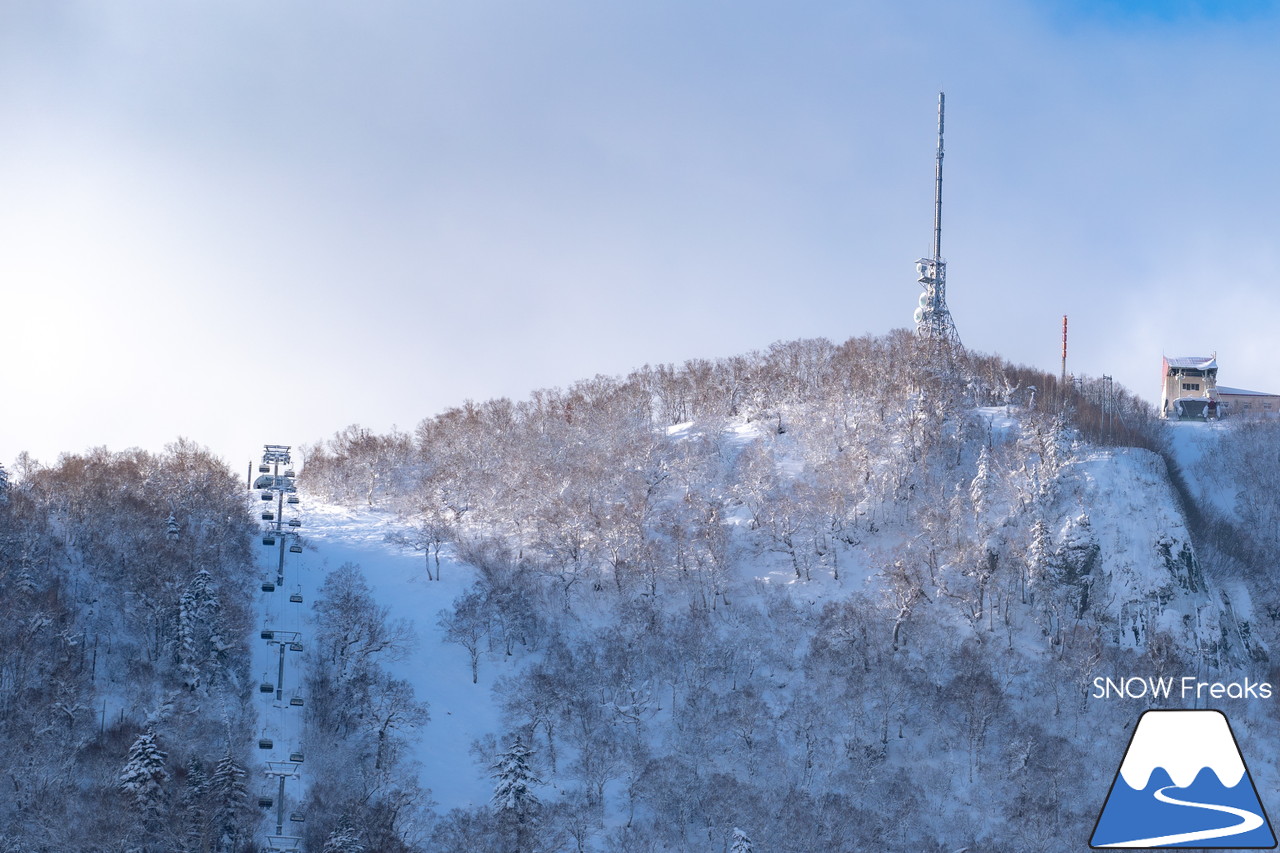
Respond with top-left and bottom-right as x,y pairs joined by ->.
179,756 -> 210,853
119,729 -> 170,818
731,827 -> 754,853
491,737 -> 542,850
1027,517 -> 1053,592
210,749 -> 249,853
177,569 -> 228,692
492,737 -> 541,817
969,445 -> 993,526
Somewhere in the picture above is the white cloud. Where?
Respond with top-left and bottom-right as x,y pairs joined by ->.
2,0 -> 1279,463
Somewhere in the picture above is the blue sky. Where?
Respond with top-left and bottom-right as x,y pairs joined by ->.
1048,0 -> 1279,27
2,0 -> 1279,468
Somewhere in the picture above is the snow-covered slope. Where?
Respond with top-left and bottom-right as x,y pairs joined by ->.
296,502 -> 503,811
288,420 -> 1253,812
1053,448 -> 1208,650
278,404 -> 1280,849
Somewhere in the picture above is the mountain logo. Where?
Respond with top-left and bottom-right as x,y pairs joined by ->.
1091,710 -> 1276,848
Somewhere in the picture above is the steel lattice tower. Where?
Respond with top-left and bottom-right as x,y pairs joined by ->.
913,92 -> 964,356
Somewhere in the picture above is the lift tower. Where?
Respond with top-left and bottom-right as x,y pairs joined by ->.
913,92 -> 964,356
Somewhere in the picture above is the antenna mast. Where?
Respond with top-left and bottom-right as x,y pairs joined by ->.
933,91 -> 944,262
913,92 -> 963,354
1061,315 -> 1068,386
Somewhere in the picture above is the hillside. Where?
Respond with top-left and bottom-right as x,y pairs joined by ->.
290,333 -> 1280,852
5,332 -> 1279,852
285,410 -> 1278,851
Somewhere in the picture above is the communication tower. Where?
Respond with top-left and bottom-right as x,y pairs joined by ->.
1061,315 -> 1068,386
913,92 -> 964,356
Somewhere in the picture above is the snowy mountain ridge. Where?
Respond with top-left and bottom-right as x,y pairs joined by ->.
287,395 -> 1272,850
8,334 -> 1280,851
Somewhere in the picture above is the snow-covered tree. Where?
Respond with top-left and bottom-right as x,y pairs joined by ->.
1026,516 -> 1054,602
731,827 -> 754,853
492,736 -> 543,851
119,729 -> 170,818
176,568 -> 229,692
210,749 -> 249,852
323,816 -> 366,853
969,444 -> 994,527
315,563 -> 414,685
440,590 -> 488,684
178,755 -> 210,852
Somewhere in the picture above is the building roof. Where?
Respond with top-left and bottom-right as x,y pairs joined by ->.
1166,356 -> 1217,370
1217,386 -> 1280,398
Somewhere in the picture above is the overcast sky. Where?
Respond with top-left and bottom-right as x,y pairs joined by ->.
3,0 -> 1278,470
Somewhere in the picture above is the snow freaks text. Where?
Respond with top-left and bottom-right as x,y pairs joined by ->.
1092,677 -> 1273,700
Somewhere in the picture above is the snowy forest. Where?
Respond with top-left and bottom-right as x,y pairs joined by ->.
4,330 -> 1280,851
0,441 -> 260,850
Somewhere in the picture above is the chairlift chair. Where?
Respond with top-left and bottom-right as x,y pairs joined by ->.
261,581 -> 276,592
289,543 -> 302,554
290,812 -> 305,822
261,491 -> 274,501
289,642 -> 303,652
258,796 -> 274,808
263,536 -> 276,546
289,696 -> 304,707
289,592 -> 303,604
259,682 -> 274,694
288,518 -> 301,527
287,494 -> 299,504
284,469 -> 295,478
261,630 -> 274,640
258,738 -> 273,750
259,464 -> 269,473
262,510 -> 275,521
289,751 -> 304,763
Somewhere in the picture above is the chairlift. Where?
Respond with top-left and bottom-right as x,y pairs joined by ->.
259,464 -> 270,473
289,642 -> 303,652
261,630 -> 274,640
288,518 -> 301,527
262,510 -> 275,521
289,593 -> 303,604
289,751 -> 304,763
287,494 -> 299,504
289,543 -> 302,554
261,581 -> 276,592
263,536 -> 276,546
258,796 -> 274,808
259,682 -> 274,694
258,738 -> 273,750
260,492 -> 274,501
289,696 -> 304,707
284,469 -> 296,478
290,812 -> 305,822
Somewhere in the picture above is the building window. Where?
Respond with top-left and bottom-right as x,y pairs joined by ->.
1182,382 -> 1200,391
